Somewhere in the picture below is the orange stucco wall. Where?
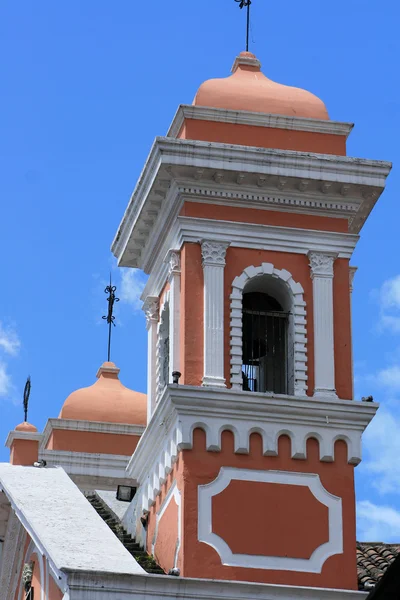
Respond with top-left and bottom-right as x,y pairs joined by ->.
178,119 -> 347,156
10,440 -> 39,466
46,429 -> 140,455
180,202 -> 349,233
180,243 -> 204,386
178,241 -> 352,398
180,429 -> 357,589
212,480 -> 328,559
334,259 -> 353,399
146,458 -> 183,574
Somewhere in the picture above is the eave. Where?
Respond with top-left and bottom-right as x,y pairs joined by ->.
111,137 -> 391,271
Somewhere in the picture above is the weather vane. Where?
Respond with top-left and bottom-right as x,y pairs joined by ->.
235,0 -> 252,52
23,376 -> 31,423
102,275 -> 119,362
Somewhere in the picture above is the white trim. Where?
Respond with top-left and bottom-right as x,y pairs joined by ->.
230,262 -> 307,396
126,385 -> 378,507
20,540 -> 45,600
198,467 -> 342,573
140,216 -> 359,302
166,250 -> 181,379
201,240 -> 229,388
308,253 -> 338,398
144,296 -> 159,422
0,509 -> 26,600
5,431 -> 43,449
66,570 -> 367,600
40,419 -> 144,450
167,104 -> 354,139
151,480 -> 182,568
38,449 -> 130,480
112,136 -> 391,269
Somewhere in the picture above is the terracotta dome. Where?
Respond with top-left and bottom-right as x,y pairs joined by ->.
59,362 -> 147,426
193,51 -> 329,120
15,421 -> 38,432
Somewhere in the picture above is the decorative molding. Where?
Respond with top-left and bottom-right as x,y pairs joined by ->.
38,449 -> 131,481
20,541 -> 45,600
111,137 -> 391,268
166,249 -> 181,277
126,385 -> 378,507
201,240 -> 229,388
66,569 -> 366,600
231,54 -> 262,72
5,430 -> 43,449
143,296 -> 159,326
40,419 -> 144,450
0,509 -> 26,600
308,252 -> 337,278
167,104 -> 354,139
229,262 -> 308,396
349,266 -> 357,293
308,252 -> 338,398
198,468 -> 343,573
151,480 -> 182,569
201,240 -> 229,267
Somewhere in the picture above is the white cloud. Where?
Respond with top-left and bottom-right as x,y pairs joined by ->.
362,409 -> 400,495
376,275 -> 400,332
119,269 -> 146,312
357,500 -> 400,542
376,365 -> 400,390
0,322 -> 20,356
0,361 -> 13,398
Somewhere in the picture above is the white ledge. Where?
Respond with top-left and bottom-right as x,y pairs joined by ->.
167,104 -> 354,139
5,431 -> 43,448
40,418 -> 145,449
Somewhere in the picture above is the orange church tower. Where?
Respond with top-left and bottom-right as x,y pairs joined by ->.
112,52 -> 391,590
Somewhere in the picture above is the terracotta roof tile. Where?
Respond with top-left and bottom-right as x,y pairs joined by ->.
357,543 -> 400,590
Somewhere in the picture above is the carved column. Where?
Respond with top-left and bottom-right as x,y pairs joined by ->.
166,250 -> 181,382
143,296 -> 159,422
201,240 -> 229,388
308,252 -> 338,398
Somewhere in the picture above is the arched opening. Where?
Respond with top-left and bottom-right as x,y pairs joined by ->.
242,276 -> 291,394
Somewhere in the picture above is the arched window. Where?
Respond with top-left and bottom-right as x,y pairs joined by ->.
242,291 -> 288,394
231,263 -> 307,396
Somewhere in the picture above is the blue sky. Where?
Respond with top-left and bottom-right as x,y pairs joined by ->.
0,1 -> 399,541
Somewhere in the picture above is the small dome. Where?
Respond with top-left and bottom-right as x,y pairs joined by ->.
194,51 -> 329,120
15,421 -> 38,432
59,362 -> 147,426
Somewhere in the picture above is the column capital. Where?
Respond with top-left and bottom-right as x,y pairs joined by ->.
201,240 -> 229,267
143,296 -> 159,327
349,266 -> 357,293
165,249 -> 181,278
308,251 -> 338,279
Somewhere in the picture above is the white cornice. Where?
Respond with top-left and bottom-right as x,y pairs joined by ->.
167,104 -> 354,139
66,570 -> 367,600
5,430 -> 43,449
40,418 -> 145,450
111,137 -> 391,269
126,385 -> 378,483
39,449 -> 130,480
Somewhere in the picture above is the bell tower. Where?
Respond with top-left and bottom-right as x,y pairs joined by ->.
113,52 -> 391,590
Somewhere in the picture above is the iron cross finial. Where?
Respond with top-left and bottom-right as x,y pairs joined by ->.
234,0 -> 252,52
102,274 -> 120,362
23,376 -> 31,423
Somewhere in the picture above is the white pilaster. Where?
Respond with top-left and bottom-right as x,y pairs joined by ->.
166,250 -> 181,382
308,252 -> 338,399
201,240 -> 229,388
143,296 -> 159,423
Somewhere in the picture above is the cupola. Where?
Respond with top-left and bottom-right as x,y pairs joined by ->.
194,51 -> 329,120
59,361 -> 146,426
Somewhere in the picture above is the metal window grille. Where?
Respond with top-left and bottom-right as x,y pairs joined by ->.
242,292 -> 288,394
162,336 -> 170,386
